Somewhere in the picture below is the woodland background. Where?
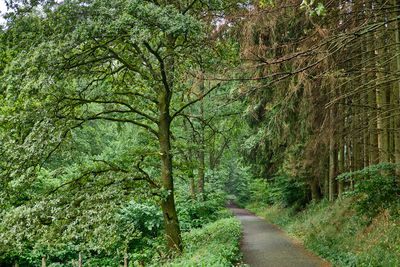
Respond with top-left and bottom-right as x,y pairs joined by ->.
1,0 -> 400,266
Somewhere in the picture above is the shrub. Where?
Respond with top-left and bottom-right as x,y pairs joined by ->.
159,218 -> 243,267
338,163 -> 400,217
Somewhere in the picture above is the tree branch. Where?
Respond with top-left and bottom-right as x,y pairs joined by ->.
171,82 -> 221,120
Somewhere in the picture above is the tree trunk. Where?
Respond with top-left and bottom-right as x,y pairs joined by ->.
391,0 -> 400,183
197,72 -> 205,201
182,118 -> 196,201
374,1 -> 390,163
124,248 -> 128,267
158,35 -> 183,253
329,101 -> 337,201
338,131 -> 345,196
158,109 -> 183,253
310,176 -> 321,201
190,172 -> 196,201
353,97 -> 361,171
363,92 -> 370,168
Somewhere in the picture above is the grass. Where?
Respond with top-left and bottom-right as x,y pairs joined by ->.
158,217 -> 243,267
247,198 -> 400,267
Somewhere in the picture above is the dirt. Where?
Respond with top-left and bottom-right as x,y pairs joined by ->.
228,202 -> 329,267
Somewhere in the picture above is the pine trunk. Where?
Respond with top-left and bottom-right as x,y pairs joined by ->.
329,103 -> 337,201
392,0 -> 400,183
310,176 -> 321,201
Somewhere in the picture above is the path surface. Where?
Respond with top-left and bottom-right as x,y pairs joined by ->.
228,202 -> 328,267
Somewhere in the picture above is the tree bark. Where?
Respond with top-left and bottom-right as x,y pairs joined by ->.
158,35 -> 182,253
124,248 -> 128,267
338,121 -> 345,196
368,31 -> 379,164
310,176 -> 321,201
375,1 -> 390,163
329,97 -> 337,201
197,72 -> 205,201
159,97 -> 183,253
183,118 -> 196,201
392,0 -> 400,184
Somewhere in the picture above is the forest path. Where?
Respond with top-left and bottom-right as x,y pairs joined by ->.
227,201 -> 329,267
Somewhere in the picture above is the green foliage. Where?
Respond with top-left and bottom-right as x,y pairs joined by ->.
119,201 -> 164,237
338,163 -> 400,217
176,171 -> 231,231
274,174 -> 310,208
163,218 -> 243,267
259,0 -> 275,7
237,172 -> 310,209
248,178 -> 272,205
178,198 -> 224,231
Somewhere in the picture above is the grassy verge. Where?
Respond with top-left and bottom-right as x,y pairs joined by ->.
247,199 -> 400,266
158,217 -> 243,267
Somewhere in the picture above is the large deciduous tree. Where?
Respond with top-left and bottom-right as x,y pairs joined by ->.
0,0 -> 243,253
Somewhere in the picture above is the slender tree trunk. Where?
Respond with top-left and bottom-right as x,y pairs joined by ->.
360,20 -> 370,170
78,252 -> 82,267
310,176 -> 321,201
190,173 -> 196,201
390,87 -> 395,163
209,135 -> 216,171
353,97 -> 361,171
363,92 -> 370,168
368,31 -> 379,165
374,1 -> 390,163
391,0 -> 400,184
124,249 -> 128,267
197,127 -> 205,201
42,257 -> 46,267
329,103 -> 337,201
322,157 -> 329,198
338,119 -> 345,196
182,118 -> 196,200
197,72 -> 205,201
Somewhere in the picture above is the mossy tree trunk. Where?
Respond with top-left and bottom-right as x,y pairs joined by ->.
159,99 -> 183,252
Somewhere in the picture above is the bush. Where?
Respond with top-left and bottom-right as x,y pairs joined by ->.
176,177 -> 229,231
177,197 -> 226,231
338,163 -> 400,217
159,218 -> 243,267
243,173 -> 310,208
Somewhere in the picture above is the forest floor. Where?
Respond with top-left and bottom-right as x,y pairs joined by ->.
228,201 -> 329,267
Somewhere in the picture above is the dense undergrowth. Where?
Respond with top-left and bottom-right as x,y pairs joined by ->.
1,177 -> 239,266
247,196 -> 400,266
162,217 -> 242,267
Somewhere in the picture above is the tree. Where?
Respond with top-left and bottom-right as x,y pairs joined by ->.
0,0 -> 245,254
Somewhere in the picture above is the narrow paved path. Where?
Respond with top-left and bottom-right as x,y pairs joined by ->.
228,202 -> 328,267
